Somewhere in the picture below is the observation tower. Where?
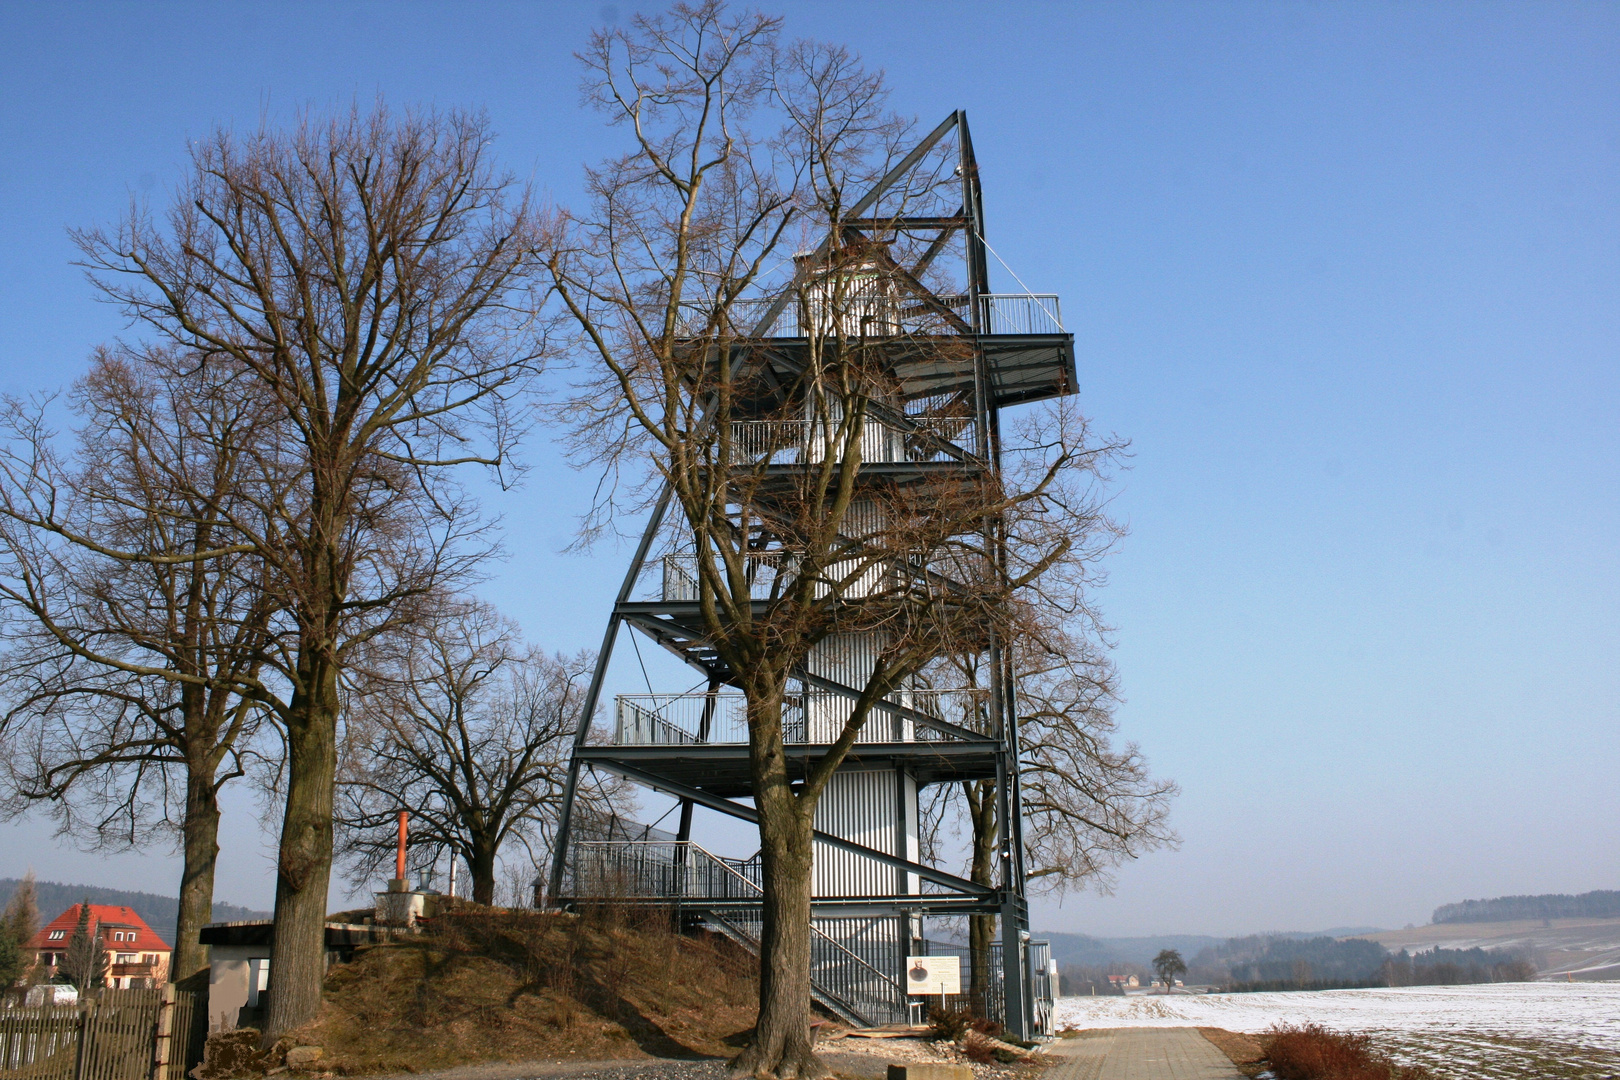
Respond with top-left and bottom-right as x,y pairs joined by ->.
546,112 -> 1073,1038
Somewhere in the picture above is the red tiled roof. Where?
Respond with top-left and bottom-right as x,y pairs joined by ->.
29,904 -> 172,952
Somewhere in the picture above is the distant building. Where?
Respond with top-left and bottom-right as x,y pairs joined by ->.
28,904 -> 172,988
1108,974 -> 1141,988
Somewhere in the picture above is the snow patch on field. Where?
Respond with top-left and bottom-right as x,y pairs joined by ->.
1053,982 -> 1620,1050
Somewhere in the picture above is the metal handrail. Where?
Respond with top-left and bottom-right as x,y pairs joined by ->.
660,551 -> 795,602
979,293 -> 1064,334
652,547 -> 982,605
612,687 -> 992,746
806,922 -> 907,1025
704,911 -> 908,1027
566,840 -> 762,901
676,292 -> 1062,338
728,415 -> 975,465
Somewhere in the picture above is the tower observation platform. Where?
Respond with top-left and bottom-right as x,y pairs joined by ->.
546,111 -> 1067,1037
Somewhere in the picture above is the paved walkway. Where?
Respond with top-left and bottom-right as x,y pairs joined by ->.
1047,1027 -> 1245,1080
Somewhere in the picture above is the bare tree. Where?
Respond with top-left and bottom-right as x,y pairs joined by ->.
0,348 -> 280,983
69,105 -> 548,1036
337,598 -> 606,905
549,8 -> 1100,1073
927,608 -> 1178,1010
908,400 -> 1177,1012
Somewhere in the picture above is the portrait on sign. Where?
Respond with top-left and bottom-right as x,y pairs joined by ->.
904,955 -> 961,996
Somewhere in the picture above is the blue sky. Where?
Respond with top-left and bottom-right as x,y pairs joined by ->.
1,2 -> 1615,937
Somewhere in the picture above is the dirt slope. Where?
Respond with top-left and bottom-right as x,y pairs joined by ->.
296,910 -> 759,1074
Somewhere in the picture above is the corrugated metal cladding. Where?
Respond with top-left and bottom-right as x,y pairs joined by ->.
902,772 -> 920,894
809,632 -> 882,742
814,769 -> 913,896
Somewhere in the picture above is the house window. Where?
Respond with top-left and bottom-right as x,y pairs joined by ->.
48,930 -> 65,940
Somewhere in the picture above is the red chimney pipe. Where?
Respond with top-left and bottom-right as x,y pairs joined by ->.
395,810 -> 408,882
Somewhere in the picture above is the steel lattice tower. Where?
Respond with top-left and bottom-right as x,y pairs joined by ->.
546,112 -> 1076,1038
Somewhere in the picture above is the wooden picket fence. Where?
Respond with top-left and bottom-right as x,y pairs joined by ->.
0,988 -> 204,1080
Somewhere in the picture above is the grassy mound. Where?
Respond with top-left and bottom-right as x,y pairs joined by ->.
300,907 -> 759,1074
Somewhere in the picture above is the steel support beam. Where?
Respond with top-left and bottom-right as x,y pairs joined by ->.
547,485 -> 675,903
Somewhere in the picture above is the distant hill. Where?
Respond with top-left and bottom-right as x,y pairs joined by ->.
0,878 -> 270,945
1433,890 -> 1620,924
1358,917 -> 1620,980
1035,927 -> 1384,970
1038,931 -> 1224,968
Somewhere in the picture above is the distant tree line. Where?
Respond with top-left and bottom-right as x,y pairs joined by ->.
1202,935 -> 1389,990
1379,946 -> 1537,986
1187,934 -> 1537,992
1432,890 -> 1620,924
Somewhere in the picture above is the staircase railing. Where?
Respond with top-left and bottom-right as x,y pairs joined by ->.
806,921 -> 908,1026
565,840 -> 762,902
612,687 -> 992,747
701,911 -> 907,1028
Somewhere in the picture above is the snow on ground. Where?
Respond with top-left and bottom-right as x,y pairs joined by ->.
1054,982 -> 1620,1050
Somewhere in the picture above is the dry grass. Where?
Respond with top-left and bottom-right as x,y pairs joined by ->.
291,907 -> 759,1074
1198,1028 -> 1267,1077
1263,1024 -> 1434,1080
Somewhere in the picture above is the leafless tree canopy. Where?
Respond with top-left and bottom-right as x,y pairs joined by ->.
923,622 -> 1178,885
337,599 -> 612,906
59,104 -> 549,1036
0,347 -> 281,980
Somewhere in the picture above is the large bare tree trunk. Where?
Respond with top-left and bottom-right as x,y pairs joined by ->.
172,768 -> 221,983
265,650 -> 339,1038
966,779 -> 997,1016
66,107 -> 543,1042
745,812 -> 817,1078
469,839 -> 498,906
732,690 -> 826,1080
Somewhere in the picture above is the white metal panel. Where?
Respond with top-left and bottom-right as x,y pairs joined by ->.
814,769 -> 898,896
902,771 -> 920,895
806,633 -> 898,742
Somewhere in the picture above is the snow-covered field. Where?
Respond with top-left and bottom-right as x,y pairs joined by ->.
1055,983 -> 1620,1078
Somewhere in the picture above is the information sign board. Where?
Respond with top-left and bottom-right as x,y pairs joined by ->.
904,954 -> 961,996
